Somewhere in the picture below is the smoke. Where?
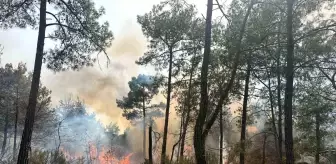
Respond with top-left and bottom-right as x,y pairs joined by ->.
55,111 -> 108,155
41,21 -> 184,159
43,22 -> 147,132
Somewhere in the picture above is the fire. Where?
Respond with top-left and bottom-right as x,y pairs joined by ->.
95,145 -> 133,164
61,143 -> 133,164
184,145 -> 194,157
98,151 -> 133,164
119,153 -> 133,164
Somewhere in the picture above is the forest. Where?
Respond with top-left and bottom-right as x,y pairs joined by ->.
1,0 -> 336,163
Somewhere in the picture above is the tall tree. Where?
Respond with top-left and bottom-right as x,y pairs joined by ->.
12,63 -> 28,161
117,74 -> 163,160
0,64 -> 16,158
276,23 -> 283,163
136,1 -> 197,162
193,0 -> 213,163
219,108 -> 224,164
294,71 -> 336,164
194,0 -> 254,163
148,123 -> 153,164
239,59 -> 251,164
0,63 -> 53,161
0,0 -> 113,163
284,0 -> 294,163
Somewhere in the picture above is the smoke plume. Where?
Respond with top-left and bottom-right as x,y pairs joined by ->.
43,22 -> 147,132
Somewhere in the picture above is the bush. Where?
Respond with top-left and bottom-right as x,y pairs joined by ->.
28,150 -> 68,164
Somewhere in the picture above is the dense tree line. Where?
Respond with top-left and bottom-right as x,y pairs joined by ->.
134,0 -> 336,163
1,0 -> 336,164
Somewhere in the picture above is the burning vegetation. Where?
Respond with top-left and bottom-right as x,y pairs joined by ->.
3,0 -> 336,164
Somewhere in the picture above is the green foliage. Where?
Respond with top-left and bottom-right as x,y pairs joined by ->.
0,0 -> 114,72
0,63 -> 55,151
294,75 -> 336,155
117,74 -> 164,121
3,0 -> 336,163
136,0 -> 200,71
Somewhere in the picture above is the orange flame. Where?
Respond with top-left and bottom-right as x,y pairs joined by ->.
119,153 -> 133,164
61,143 -> 133,164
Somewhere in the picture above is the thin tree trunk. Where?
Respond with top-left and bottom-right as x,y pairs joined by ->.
149,124 -> 153,164
17,0 -> 47,163
143,90 -> 146,160
276,34 -> 283,164
13,85 -> 19,161
54,120 -> 63,164
177,111 -> 184,162
160,46 -> 174,164
193,0 -> 213,163
180,58 -> 196,158
315,111 -> 321,164
262,133 -> 267,164
170,139 -> 181,162
239,59 -> 251,164
219,108 -> 224,164
171,117 -> 184,162
268,75 -> 280,164
284,0 -> 295,163
180,107 -> 190,158
1,106 -> 9,157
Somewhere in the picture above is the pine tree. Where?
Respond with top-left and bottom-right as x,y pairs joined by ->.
0,1 -> 113,162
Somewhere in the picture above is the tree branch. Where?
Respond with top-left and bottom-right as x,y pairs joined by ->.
45,23 -> 80,32
3,0 -> 30,19
317,64 -> 336,90
59,0 -> 110,61
214,0 -> 230,21
45,11 -> 67,40
295,23 -> 336,42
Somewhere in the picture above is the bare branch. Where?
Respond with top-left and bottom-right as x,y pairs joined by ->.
214,0 -> 230,21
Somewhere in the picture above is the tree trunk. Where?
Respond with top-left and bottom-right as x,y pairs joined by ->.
170,139 -> 180,162
201,0 -> 254,139
177,111 -> 184,162
17,0 -> 47,163
194,1 -> 254,163
1,106 -> 9,157
239,59 -> 251,164
262,133 -> 267,164
54,120 -> 63,164
180,107 -> 190,158
193,0 -> 213,163
143,91 -> 146,160
160,46 -> 174,164
284,0 -> 295,163
13,85 -> 19,161
171,114 -> 184,163
315,111 -> 321,164
276,36 -> 283,164
180,58 -> 195,158
149,124 -> 153,164
219,108 -> 224,164
268,75 -> 280,164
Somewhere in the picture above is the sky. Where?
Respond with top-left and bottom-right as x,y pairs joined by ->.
0,0 -> 207,70
0,0 -> 210,130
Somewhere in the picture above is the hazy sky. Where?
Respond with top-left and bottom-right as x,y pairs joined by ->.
0,0 -> 210,128
0,0 -> 207,71
0,0 -> 209,92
